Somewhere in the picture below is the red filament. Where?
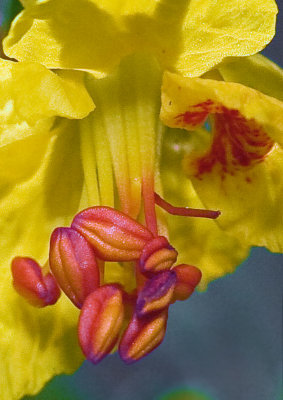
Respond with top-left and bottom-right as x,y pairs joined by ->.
154,193 -> 220,219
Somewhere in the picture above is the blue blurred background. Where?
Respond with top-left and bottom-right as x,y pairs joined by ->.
1,1 -> 282,399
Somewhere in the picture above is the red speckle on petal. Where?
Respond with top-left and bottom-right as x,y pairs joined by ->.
175,110 -> 208,127
174,100 -> 215,127
181,103 -> 274,179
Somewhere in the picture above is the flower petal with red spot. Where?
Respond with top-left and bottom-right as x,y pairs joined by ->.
161,72 -> 283,252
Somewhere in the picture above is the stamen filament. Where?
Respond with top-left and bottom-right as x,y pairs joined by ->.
154,193 -> 221,219
92,113 -> 114,208
80,118 -> 100,205
135,56 -> 161,236
142,177 -> 158,237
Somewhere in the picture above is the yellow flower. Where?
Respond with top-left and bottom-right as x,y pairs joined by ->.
0,0 -> 279,398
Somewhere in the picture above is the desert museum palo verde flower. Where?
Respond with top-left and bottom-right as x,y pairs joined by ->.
0,0 -> 282,398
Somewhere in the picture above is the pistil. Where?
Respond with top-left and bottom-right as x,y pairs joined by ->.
155,192 -> 220,219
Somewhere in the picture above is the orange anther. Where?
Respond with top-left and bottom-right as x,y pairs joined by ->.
136,270 -> 176,317
78,285 -> 125,364
119,310 -> 168,364
139,236 -> 178,275
49,227 -> 100,308
172,264 -> 202,301
72,207 -> 153,261
11,257 -> 60,307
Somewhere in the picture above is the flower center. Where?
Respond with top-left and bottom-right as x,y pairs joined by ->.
10,56 -> 223,365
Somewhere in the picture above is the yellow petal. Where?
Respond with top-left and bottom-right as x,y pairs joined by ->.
0,59 -> 94,186
161,127 -> 249,289
0,119 -> 54,185
3,0 -> 277,77
161,71 -> 283,146
19,0 -> 34,6
174,0 -> 277,77
0,120 -> 85,399
161,72 -> 283,252
0,59 -> 94,127
218,54 -> 283,102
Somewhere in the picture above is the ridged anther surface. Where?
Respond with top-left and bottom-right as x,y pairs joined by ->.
11,257 -> 61,307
